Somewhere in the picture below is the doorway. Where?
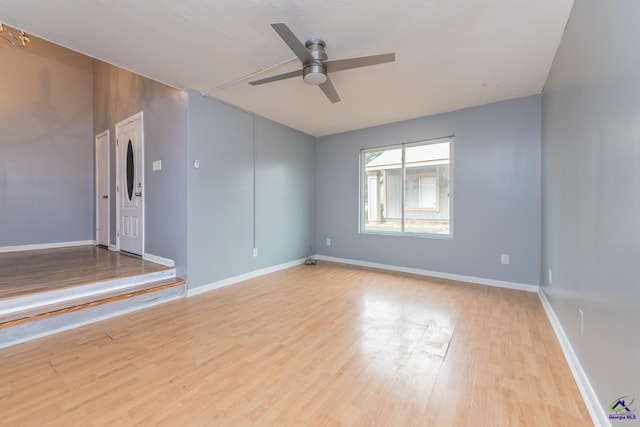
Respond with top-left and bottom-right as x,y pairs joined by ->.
115,112 -> 144,256
95,130 -> 110,247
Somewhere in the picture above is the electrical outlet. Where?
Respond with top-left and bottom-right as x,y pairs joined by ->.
501,254 -> 509,265
326,238 -> 331,246
252,248 -> 258,257
548,269 -> 553,284
578,308 -> 584,332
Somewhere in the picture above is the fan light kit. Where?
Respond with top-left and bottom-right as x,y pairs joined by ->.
250,23 -> 395,103
302,39 -> 328,85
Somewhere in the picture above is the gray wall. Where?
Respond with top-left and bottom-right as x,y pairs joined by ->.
93,61 -> 188,277
255,116 -> 316,266
0,34 -> 93,246
187,93 -> 315,289
316,96 -> 541,285
541,0 -> 640,415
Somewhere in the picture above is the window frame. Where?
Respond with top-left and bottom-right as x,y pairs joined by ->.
359,136 -> 453,239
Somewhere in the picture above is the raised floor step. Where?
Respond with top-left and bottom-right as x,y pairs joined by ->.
0,278 -> 186,327
0,277 -> 186,349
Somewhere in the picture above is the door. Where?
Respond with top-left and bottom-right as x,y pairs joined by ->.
95,130 -> 110,246
116,112 -> 144,255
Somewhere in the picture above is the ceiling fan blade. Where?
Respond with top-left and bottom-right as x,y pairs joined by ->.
249,69 -> 303,86
319,77 -> 341,103
271,22 -> 317,65
325,52 -> 395,73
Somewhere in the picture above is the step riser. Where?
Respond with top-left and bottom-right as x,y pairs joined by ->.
1,277 -> 182,324
0,283 -> 185,349
0,269 -> 176,315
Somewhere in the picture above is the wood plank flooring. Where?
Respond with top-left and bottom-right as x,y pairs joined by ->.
0,246 -> 170,300
0,262 -> 592,426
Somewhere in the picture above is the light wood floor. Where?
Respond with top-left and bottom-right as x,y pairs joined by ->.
0,263 -> 592,426
0,246 -> 170,301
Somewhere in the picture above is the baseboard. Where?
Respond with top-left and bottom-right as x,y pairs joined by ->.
187,257 -> 307,297
0,240 -> 96,253
315,255 -> 539,293
537,289 -> 609,427
142,253 -> 175,267
108,244 -> 118,251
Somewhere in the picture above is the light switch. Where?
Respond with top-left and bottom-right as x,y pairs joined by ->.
194,159 -> 200,169
152,160 -> 162,171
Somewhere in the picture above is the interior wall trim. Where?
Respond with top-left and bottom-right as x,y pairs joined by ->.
537,289 -> 609,427
187,257 -> 307,297
315,255 -> 539,292
0,240 -> 96,254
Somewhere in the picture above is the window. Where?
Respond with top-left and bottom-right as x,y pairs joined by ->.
360,137 -> 452,236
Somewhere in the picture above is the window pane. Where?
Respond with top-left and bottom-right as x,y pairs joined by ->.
406,178 -> 419,207
126,139 -> 135,202
404,143 -> 450,234
363,148 -> 402,233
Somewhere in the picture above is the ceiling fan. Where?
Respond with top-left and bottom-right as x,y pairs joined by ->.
249,22 -> 395,103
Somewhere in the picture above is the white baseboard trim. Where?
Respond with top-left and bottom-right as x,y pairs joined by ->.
0,240 -> 96,253
315,255 -> 539,293
537,289 -> 609,427
108,244 -> 118,251
187,257 -> 307,297
142,253 -> 175,267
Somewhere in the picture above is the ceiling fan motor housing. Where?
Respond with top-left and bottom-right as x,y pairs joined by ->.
303,38 -> 328,85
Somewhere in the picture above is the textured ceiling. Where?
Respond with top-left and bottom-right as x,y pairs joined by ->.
1,0 -> 574,137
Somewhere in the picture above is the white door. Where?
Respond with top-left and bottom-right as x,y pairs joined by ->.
95,130 -> 110,246
116,113 -> 144,255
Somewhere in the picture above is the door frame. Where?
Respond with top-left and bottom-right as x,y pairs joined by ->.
95,129 -> 110,247
115,111 -> 145,254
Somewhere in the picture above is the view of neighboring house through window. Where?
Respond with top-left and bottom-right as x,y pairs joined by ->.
361,137 -> 452,236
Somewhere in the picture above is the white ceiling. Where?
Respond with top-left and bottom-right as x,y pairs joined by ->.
1,0 -> 573,137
